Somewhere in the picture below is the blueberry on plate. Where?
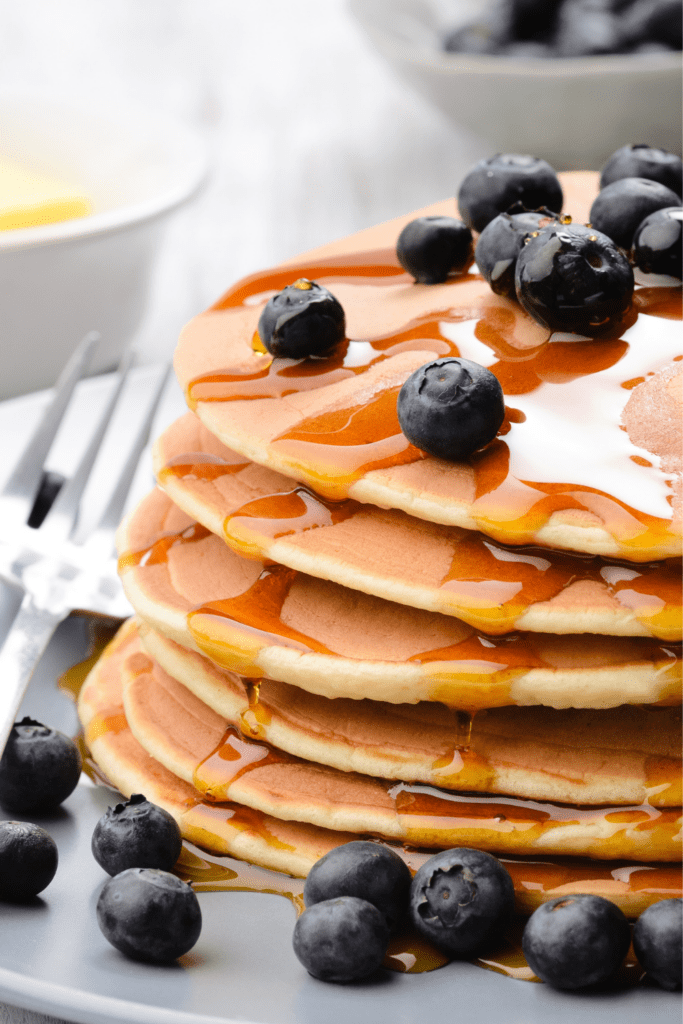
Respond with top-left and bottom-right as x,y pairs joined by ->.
554,0 -> 621,56
458,154 -> 563,234
600,143 -> 683,196
257,279 -> 345,359
0,820 -> 58,901
632,206 -> 683,278
96,867 -> 202,962
514,222 -> 634,333
475,205 -> 560,298
396,216 -> 474,284
409,848 -> 514,956
303,840 -> 412,931
589,176 -> 681,250
398,357 -> 505,462
92,793 -> 183,876
633,898 -> 682,990
293,896 -> 390,982
0,717 -> 82,812
522,894 -> 631,989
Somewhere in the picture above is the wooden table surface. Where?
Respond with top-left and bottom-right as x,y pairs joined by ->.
0,2 -> 490,1020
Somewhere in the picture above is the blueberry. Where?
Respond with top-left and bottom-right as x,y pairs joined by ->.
293,896 -> 390,982
257,279 -> 345,359
554,0 -> 621,56
398,357 -> 505,462
96,867 -> 201,962
522,894 -> 631,989
632,206 -> 683,278
600,144 -> 683,196
0,820 -> 57,901
409,848 -> 514,956
458,154 -> 563,234
443,19 -> 504,55
0,717 -> 82,813
396,216 -> 474,285
475,205 -> 560,299
515,222 -> 634,333
303,841 -> 412,931
633,898 -> 682,990
589,177 -> 681,250
621,0 -> 683,50
91,793 -> 182,876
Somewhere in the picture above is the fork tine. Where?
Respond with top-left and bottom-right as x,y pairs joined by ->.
85,362 -> 172,551
0,331 -> 100,524
39,346 -> 137,543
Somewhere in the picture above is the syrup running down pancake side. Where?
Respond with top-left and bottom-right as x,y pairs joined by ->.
77,619 -> 682,925
154,412 -> 683,641
117,488 -> 682,711
174,174 -> 682,561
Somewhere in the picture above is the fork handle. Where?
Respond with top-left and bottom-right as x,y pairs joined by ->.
0,595 -> 64,755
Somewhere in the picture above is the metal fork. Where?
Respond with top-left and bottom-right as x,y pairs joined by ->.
0,333 -> 170,754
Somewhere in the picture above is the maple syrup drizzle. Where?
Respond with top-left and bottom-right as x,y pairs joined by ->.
71,640 -> 681,981
119,522 -> 682,692
186,248 -> 682,551
161,449 -> 681,637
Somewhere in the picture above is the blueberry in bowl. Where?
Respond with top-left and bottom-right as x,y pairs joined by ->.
589,176 -> 681,250
396,216 -> 473,284
303,840 -> 412,931
457,154 -> 563,233
633,897 -> 682,990
96,867 -> 202,962
257,279 -> 345,359
91,793 -> 183,876
409,847 -> 514,956
475,205 -> 560,299
632,206 -> 683,278
397,357 -> 505,462
293,896 -> 390,982
600,143 -> 683,195
514,222 -> 634,333
0,820 -> 58,901
522,894 -> 631,989
0,717 -> 82,813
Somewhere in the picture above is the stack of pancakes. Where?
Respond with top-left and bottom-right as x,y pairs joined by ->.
79,171 -> 682,918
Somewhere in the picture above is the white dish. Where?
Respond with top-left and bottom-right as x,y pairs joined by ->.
348,0 -> 682,169
0,93 -> 209,399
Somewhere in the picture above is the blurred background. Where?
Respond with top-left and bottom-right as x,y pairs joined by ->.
0,0 -> 679,388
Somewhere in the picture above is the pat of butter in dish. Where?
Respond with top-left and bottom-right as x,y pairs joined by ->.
0,155 -> 91,230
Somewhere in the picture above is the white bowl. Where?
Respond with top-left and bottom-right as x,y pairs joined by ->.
0,94 -> 208,398
349,0 -> 682,170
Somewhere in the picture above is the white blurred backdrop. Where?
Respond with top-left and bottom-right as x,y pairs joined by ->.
0,0 -> 489,371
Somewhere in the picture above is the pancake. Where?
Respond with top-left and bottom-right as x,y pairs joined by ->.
154,412 -> 682,641
173,172 -> 682,562
78,618 -> 681,917
117,487 -> 682,710
78,614 -> 679,872
137,619 -> 682,808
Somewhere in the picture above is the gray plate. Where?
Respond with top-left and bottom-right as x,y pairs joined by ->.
0,613 -> 679,1024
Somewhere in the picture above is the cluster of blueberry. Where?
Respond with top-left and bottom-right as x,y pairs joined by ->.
256,145 -> 681,468
294,840 -> 682,990
0,717 -> 199,963
0,718 -> 680,988
395,146 -> 681,461
442,0 -> 682,59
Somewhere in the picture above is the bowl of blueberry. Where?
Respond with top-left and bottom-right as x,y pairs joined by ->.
348,0 -> 682,169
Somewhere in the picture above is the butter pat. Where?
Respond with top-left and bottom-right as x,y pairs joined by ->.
0,156 -> 91,230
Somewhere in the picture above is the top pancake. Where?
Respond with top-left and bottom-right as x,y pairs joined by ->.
174,172 -> 682,561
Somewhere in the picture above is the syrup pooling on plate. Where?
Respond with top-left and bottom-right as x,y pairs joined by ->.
186,248 -> 682,552
160,448 -> 681,638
